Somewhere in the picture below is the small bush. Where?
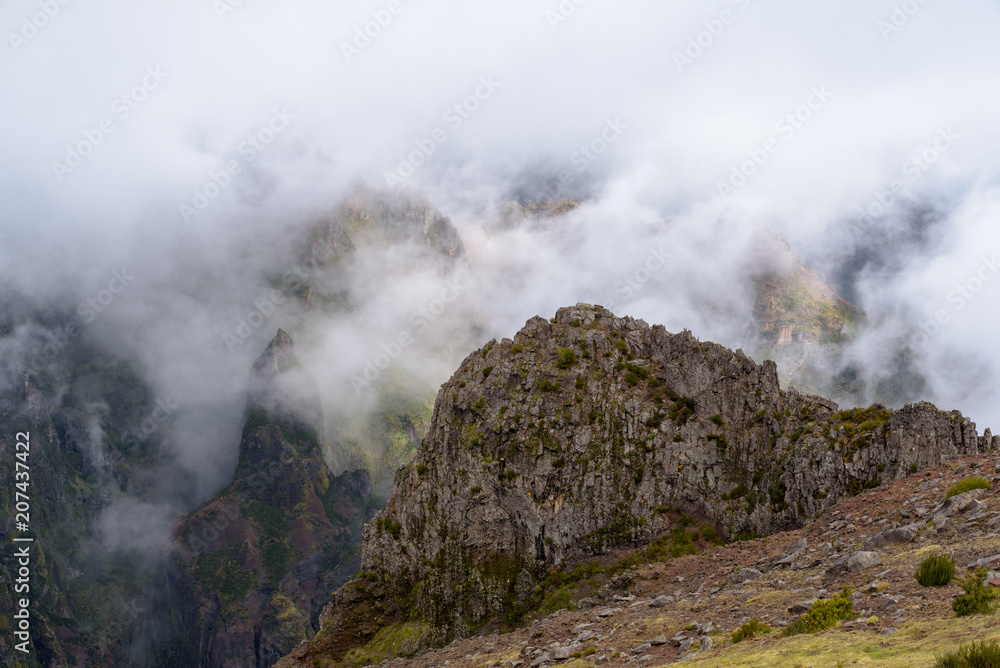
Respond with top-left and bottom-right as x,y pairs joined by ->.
936,640 -> 1000,668
510,344 -> 523,354
557,348 -> 577,369
539,378 -> 559,392
946,476 -> 992,499
709,414 -> 724,427
731,618 -> 772,643
668,396 -> 696,424
782,586 -> 854,636
482,366 -> 494,378
937,641 -> 1000,668
953,567 -> 998,617
701,526 -> 722,544
915,553 -> 955,587
541,586 -> 576,614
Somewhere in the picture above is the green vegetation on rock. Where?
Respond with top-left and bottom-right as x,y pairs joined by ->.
782,586 -> 854,636
952,567 -> 998,617
946,476 -> 992,499
731,618 -> 773,643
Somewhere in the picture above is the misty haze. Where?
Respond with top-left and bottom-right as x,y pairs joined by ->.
3,1 -> 1000,667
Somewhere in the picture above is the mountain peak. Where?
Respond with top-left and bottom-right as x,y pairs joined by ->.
252,328 -> 296,377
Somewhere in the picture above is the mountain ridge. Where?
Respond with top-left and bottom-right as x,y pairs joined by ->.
277,303 -> 994,666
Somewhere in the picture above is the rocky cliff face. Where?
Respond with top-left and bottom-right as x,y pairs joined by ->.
280,304 -> 994,666
174,330 -> 380,668
0,335 -> 195,667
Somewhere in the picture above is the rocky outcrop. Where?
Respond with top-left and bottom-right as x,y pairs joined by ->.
174,330 -> 379,668
280,304 -> 994,666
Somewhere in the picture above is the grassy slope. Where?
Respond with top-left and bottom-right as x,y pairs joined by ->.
678,617 -> 1000,668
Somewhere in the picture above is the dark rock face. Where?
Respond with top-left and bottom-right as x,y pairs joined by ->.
283,304 -> 994,665
174,331 -> 379,668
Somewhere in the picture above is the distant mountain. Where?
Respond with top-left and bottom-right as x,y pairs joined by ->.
746,230 -> 865,398
173,330 -> 380,667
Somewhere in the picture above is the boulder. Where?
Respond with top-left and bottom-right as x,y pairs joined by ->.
847,551 -> 882,573
861,524 -> 920,551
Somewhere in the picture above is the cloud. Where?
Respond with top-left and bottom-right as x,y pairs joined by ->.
2,0 -> 1000,554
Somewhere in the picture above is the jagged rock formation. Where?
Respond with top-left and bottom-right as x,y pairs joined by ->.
174,330 -> 380,668
489,199 -> 583,231
284,185 -> 480,481
299,185 -> 466,308
279,304 -> 994,666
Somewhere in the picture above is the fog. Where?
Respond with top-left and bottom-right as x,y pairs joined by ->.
3,0 -> 1000,552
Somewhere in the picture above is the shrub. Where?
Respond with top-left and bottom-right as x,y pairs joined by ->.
935,640 -> 1000,668
510,344 -> 523,354
731,618 -> 772,643
557,348 -> 577,369
952,567 -> 998,617
482,366 -> 494,378
722,483 -> 748,500
782,586 -> 854,636
541,586 -> 576,614
945,475 -> 992,499
539,378 -> 559,392
709,414 -> 724,427
915,553 -> 955,587
668,397 -> 696,424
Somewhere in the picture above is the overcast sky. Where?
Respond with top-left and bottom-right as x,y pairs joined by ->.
3,0 -> 1000,455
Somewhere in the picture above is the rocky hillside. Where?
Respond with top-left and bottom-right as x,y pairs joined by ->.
173,330 -> 380,667
289,452 -> 1000,668
279,304 -> 993,666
